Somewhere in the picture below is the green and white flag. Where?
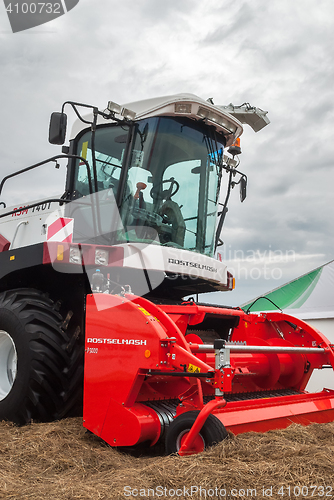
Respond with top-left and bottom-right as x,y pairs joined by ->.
242,260 -> 334,320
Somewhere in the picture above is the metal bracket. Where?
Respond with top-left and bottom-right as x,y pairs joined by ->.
217,103 -> 270,132
214,339 -> 232,396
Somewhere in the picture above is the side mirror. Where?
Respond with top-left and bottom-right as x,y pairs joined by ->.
49,112 -> 67,145
240,176 -> 247,202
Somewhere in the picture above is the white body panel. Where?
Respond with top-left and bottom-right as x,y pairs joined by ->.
0,199 -> 228,288
0,199 -> 64,250
119,243 -> 227,286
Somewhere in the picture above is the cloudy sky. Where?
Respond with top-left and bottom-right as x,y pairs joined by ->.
0,0 -> 333,306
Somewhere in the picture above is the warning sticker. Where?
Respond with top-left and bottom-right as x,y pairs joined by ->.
138,306 -> 151,316
47,217 -> 74,243
188,364 -> 201,373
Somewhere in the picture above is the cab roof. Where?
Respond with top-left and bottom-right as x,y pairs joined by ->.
70,93 -> 243,146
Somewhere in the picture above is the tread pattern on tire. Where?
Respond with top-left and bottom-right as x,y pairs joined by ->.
0,288 -> 84,425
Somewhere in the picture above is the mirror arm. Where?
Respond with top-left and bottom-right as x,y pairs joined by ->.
214,169 -> 233,252
61,101 -> 98,125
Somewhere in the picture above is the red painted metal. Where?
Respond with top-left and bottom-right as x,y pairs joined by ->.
178,398 -> 227,456
83,293 -> 334,454
214,390 -> 334,435
178,431 -> 205,454
0,234 -> 10,252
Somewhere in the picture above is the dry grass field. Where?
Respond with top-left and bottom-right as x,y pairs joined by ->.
0,418 -> 333,500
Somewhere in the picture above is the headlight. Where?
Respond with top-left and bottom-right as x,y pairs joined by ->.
69,246 -> 82,264
95,249 -> 109,266
175,103 -> 192,114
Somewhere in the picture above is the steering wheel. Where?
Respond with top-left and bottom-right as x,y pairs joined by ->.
150,177 -> 180,201
132,207 -> 163,227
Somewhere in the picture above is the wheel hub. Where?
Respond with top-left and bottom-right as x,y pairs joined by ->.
0,331 -> 17,401
176,429 -> 205,455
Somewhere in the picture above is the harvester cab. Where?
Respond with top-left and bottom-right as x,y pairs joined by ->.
1,94 -> 334,456
47,95 -> 268,298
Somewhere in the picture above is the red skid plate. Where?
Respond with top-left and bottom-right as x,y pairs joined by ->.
213,390 -> 334,434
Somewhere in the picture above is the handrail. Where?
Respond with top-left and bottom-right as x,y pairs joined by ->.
0,154 -> 92,196
0,154 -> 97,231
9,221 -> 29,249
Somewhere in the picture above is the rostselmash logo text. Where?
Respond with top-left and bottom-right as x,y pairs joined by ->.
3,0 -> 80,33
87,338 -> 147,346
168,258 -> 217,274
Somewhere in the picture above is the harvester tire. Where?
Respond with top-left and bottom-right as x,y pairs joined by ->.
165,410 -> 228,455
0,288 -> 83,425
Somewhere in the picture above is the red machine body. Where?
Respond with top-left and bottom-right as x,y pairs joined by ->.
83,293 -> 334,454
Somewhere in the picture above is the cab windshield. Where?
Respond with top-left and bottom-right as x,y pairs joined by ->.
73,117 -> 225,257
